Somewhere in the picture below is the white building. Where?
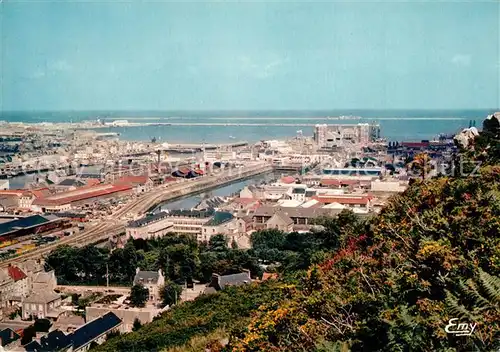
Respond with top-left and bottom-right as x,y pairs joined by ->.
200,212 -> 237,242
133,269 -> 165,304
314,123 -> 380,148
126,212 -> 174,240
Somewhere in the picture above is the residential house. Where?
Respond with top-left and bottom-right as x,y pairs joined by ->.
32,270 -> 57,292
0,269 -> 15,306
86,305 -> 160,333
38,329 -> 72,351
6,264 -> 30,301
0,265 -> 30,306
235,216 -> 253,234
18,259 -> 45,291
205,270 -> 252,294
22,291 -> 62,320
239,185 -> 256,199
265,211 -> 294,232
20,188 -> 51,210
133,269 -> 165,304
230,198 -> 260,213
200,212 -> 236,242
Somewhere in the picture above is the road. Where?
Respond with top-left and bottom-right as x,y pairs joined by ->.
0,162 -> 272,268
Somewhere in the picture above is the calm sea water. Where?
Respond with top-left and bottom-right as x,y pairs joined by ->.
1,109 -> 494,143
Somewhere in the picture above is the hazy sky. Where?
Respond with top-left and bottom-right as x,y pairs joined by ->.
1,1 -> 499,111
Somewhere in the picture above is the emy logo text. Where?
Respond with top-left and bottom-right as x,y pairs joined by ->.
445,318 -> 477,337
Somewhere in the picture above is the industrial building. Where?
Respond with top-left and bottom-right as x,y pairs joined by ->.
31,184 -> 133,212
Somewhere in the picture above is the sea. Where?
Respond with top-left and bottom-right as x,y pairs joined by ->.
0,109 -> 495,143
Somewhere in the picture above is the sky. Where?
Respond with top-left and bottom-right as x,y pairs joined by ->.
0,0 -> 499,111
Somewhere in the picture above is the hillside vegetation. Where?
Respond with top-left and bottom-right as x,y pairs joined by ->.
96,117 -> 500,352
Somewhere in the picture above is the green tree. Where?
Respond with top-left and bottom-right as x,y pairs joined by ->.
129,284 -> 149,307
132,318 -> 142,331
33,318 -> 52,332
160,281 -> 183,306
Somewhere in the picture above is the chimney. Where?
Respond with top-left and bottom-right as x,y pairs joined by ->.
210,273 -> 220,288
135,267 -> 140,274
242,269 -> 251,279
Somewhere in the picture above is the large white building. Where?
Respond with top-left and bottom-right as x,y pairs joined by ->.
126,212 -> 174,240
314,123 -> 380,148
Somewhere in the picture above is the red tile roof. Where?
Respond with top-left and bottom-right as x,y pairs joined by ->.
8,265 -> 27,281
85,179 -> 101,187
33,184 -> 133,206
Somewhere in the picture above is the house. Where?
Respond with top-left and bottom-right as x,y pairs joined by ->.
0,265 -> 29,306
133,269 -> 165,304
0,328 -> 20,347
6,264 -> 30,299
0,270 -> 15,307
22,291 -> 62,320
86,304 -> 161,333
239,185 -> 256,199
265,211 -> 294,232
235,216 -> 253,234
54,314 -> 86,333
20,188 -> 51,210
32,270 -> 57,292
200,212 -> 236,242
71,312 -> 122,352
18,259 -> 45,291
205,270 -> 252,293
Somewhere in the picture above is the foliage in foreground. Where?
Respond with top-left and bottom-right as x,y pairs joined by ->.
94,281 -> 291,352
228,166 -> 500,352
